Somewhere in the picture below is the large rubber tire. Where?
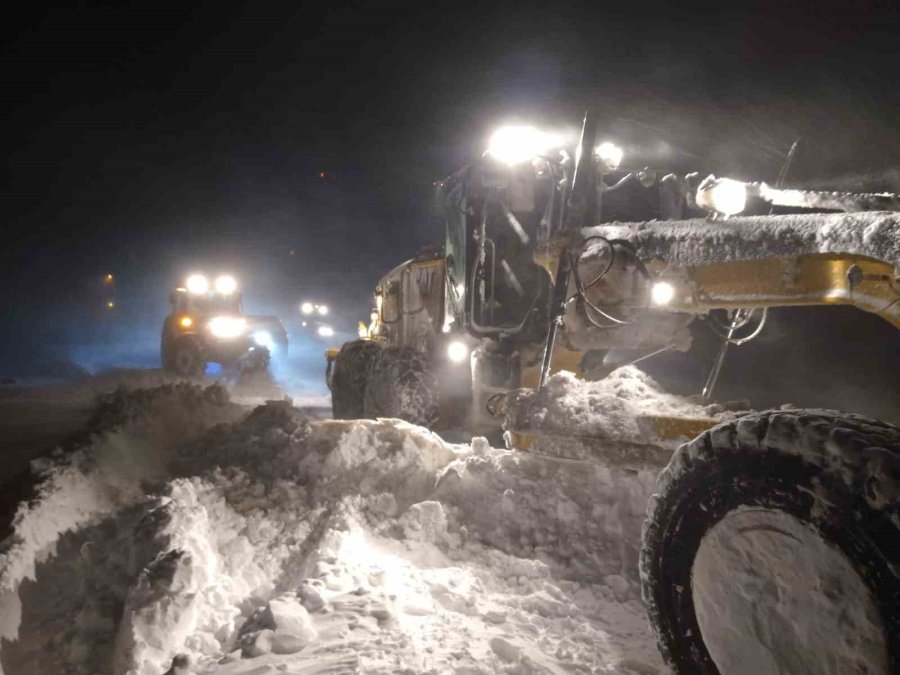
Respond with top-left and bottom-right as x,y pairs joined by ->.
168,337 -> 205,377
640,410 -> 900,674
363,346 -> 440,428
331,340 -> 382,419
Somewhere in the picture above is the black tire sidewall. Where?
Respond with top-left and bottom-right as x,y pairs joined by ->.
645,445 -> 900,674
363,346 -> 439,428
331,340 -> 382,419
171,338 -> 204,377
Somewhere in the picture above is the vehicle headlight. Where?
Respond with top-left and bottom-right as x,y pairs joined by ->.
651,281 -> 675,305
317,326 -> 334,337
209,316 -> 246,338
215,275 -> 237,295
697,177 -> 747,217
595,141 -> 623,169
179,316 -> 193,328
487,126 -> 562,165
447,340 -> 469,363
301,302 -> 314,315
317,305 -> 328,316
186,274 -> 209,294
253,330 -> 274,349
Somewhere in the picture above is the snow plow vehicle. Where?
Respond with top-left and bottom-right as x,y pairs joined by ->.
329,115 -> 900,673
161,273 -> 288,377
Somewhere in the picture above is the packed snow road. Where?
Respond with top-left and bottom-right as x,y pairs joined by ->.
0,371 -> 667,674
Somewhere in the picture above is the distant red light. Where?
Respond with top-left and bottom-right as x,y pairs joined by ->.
318,171 -> 326,179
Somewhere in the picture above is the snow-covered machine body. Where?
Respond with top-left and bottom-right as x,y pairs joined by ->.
329,114 -> 900,674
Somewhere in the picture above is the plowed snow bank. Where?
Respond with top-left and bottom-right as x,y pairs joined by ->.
0,381 -> 665,674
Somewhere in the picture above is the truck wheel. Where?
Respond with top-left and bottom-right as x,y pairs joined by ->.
160,337 -> 174,371
640,410 -> 899,674
169,338 -> 205,377
239,347 -> 270,374
363,346 -> 440,428
331,340 -> 382,419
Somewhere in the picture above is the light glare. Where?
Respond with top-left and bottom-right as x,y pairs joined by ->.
698,177 -> 748,216
317,305 -> 329,315
447,340 -> 469,363
186,274 -> 209,294
301,302 -> 314,315
596,142 -> 624,169
317,325 -> 335,338
215,275 -> 237,294
253,330 -> 274,349
208,316 -> 246,338
487,126 -> 562,165
651,282 -> 675,305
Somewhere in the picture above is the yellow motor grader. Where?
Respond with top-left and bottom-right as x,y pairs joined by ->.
328,114 -> 900,673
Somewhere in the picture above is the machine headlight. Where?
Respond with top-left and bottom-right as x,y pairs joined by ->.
179,316 -> 193,328
317,305 -> 329,316
253,330 -> 274,349
215,275 -> 237,295
301,302 -> 314,315
186,274 -> 209,294
487,126 -> 562,165
317,326 -> 334,337
651,281 -> 675,305
697,177 -> 747,217
447,340 -> 469,363
209,316 -> 246,338
595,142 -> 623,169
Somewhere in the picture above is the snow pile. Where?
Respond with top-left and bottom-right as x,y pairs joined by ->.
505,366 -> 729,464
583,210 -> 900,268
1,389 -> 665,674
0,383 -> 243,646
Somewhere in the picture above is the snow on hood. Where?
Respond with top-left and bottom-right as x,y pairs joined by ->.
0,384 -> 664,674
584,210 -> 900,269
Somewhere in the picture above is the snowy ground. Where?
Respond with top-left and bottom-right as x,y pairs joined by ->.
0,368 -> 683,674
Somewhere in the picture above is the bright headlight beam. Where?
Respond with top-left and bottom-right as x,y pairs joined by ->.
447,340 -> 469,363
317,305 -> 329,316
317,326 -> 334,338
186,274 -> 209,294
253,330 -> 274,349
596,142 -> 624,169
487,126 -> 562,165
215,275 -> 237,295
208,316 -> 246,338
697,177 -> 748,217
301,302 -> 314,315
651,281 -> 675,305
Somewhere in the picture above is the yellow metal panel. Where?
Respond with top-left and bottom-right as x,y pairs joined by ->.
520,344 -> 583,389
673,254 -> 900,328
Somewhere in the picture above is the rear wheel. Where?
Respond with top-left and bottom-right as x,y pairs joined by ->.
331,340 -> 382,419
640,410 -> 899,674
363,346 -> 439,428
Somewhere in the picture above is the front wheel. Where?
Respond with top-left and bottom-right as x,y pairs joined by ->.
363,346 -> 439,428
167,338 -> 205,377
331,340 -> 382,419
640,410 -> 899,674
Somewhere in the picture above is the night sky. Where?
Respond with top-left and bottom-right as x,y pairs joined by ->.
2,2 -> 898,413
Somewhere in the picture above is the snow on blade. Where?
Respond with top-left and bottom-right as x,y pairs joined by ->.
504,367 -> 732,467
584,210 -> 900,268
